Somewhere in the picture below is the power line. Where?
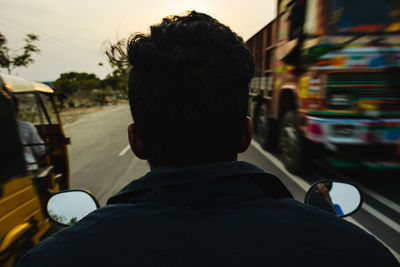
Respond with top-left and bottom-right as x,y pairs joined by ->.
0,17 -> 103,56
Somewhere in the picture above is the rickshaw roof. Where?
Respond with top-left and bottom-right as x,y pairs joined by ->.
0,73 -> 54,94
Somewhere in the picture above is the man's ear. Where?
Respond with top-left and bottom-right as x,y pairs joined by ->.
238,116 -> 253,153
128,123 -> 147,160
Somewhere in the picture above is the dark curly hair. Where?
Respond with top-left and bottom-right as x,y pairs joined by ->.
109,11 -> 254,167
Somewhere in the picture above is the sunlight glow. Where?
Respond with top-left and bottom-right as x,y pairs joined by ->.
168,1 -> 212,14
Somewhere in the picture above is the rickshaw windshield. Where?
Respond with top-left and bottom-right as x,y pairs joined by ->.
328,0 -> 400,32
15,93 -> 42,124
39,93 -> 59,125
15,93 -> 58,125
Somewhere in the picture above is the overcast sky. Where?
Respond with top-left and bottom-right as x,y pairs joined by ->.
1,0 -> 276,81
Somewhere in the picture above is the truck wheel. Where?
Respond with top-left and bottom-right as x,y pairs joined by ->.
278,110 -> 308,173
254,103 -> 277,151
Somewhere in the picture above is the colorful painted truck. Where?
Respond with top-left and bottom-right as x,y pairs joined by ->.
246,0 -> 400,173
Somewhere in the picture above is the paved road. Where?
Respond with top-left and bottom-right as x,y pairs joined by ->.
65,104 -> 400,260
65,105 -> 149,205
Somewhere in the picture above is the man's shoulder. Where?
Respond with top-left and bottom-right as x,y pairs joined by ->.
18,204 -> 172,266
18,206 -> 119,266
275,198 -> 397,264
18,200 -> 398,266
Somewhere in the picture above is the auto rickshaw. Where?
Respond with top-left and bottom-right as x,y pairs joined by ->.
0,73 -> 70,266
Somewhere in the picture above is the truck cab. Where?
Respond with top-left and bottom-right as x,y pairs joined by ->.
247,0 -> 400,173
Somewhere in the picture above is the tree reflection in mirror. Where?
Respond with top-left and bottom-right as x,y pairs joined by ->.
47,190 -> 99,226
305,181 -> 362,217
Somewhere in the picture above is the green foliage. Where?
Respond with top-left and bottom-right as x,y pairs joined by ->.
53,72 -> 101,96
90,89 -> 107,105
48,209 -> 68,224
48,210 -> 78,225
52,45 -> 130,107
53,71 -> 124,107
53,55 -> 129,107
100,58 -> 129,98
0,33 -> 40,74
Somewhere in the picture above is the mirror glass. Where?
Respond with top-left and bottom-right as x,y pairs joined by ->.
47,191 -> 98,225
305,181 -> 361,217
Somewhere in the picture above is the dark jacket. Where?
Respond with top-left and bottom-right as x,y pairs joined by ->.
18,161 -> 398,266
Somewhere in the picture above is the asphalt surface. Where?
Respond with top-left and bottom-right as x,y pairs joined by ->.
65,104 -> 400,261
65,105 -> 149,205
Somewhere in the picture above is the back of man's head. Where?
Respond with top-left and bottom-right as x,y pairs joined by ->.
113,11 -> 254,167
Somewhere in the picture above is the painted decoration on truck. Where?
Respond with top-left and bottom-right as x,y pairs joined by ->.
310,48 -> 400,70
305,35 -> 400,49
299,76 -> 309,99
327,0 -> 396,33
279,0 -> 292,14
275,78 -> 282,90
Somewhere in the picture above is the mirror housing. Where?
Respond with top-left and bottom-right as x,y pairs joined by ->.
305,181 -> 362,218
46,190 -> 99,226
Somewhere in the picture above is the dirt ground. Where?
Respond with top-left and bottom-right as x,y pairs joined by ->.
60,100 -> 128,126
60,106 -> 104,125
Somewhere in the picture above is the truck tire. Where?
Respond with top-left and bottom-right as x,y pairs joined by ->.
278,110 -> 308,173
254,103 -> 277,151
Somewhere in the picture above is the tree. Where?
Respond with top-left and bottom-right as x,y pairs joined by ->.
99,61 -> 129,99
53,72 -> 101,97
0,33 -> 41,74
99,42 -> 130,99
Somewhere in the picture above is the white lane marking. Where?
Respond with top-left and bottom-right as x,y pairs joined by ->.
363,203 -> 400,234
251,140 -> 400,261
251,140 -> 309,191
357,184 -> 400,214
118,144 -> 131,156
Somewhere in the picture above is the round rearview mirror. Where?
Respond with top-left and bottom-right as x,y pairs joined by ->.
305,181 -> 362,217
47,190 -> 99,226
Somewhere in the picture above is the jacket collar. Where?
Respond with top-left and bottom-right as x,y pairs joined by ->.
107,161 -> 293,204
